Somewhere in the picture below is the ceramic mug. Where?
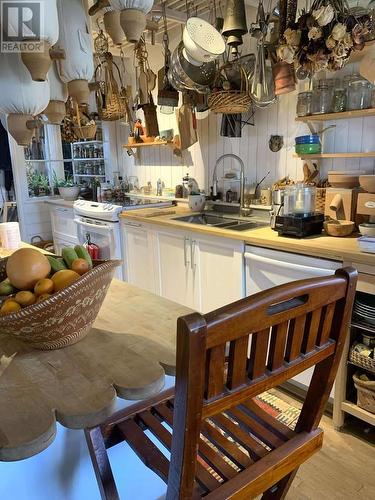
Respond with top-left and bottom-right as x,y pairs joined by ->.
188,194 -> 206,212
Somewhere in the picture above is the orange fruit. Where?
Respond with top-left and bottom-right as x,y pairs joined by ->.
37,293 -> 52,303
51,269 -> 80,292
34,278 -> 54,296
0,300 -> 21,316
14,291 -> 36,307
71,258 -> 89,276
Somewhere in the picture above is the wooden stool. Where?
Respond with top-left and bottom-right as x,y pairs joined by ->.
86,268 -> 357,499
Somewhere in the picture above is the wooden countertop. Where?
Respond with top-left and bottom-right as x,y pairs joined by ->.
0,278 -> 192,461
120,207 -> 375,267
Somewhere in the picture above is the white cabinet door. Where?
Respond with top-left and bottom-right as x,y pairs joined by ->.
154,228 -> 196,309
50,206 -> 78,244
122,221 -> 156,293
195,235 -> 245,313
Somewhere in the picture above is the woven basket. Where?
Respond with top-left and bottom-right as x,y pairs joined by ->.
315,188 -> 326,213
208,64 -> 252,114
349,349 -> 375,373
0,258 -> 120,350
73,122 -> 97,141
208,90 -> 252,114
73,103 -> 97,140
353,371 -> 375,414
95,55 -> 126,122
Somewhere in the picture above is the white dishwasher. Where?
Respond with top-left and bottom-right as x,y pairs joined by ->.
244,245 -> 342,393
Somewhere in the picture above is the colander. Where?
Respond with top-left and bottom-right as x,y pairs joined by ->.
183,17 -> 225,64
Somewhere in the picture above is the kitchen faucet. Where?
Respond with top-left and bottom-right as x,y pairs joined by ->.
212,154 -> 250,216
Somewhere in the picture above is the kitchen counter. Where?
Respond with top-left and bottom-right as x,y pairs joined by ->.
44,198 -> 75,208
120,206 -> 375,266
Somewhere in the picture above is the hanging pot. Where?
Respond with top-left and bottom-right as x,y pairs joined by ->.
272,60 -> 296,95
109,0 -> 154,43
43,101 -> 66,124
120,9 -> 146,43
0,52 -> 49,146
103,9 -> 125,45
168,42 -> 216,94
19,0 -> 59,81
21,41 -> 53,82
57,0 -> 94,105
67,80 -> 90,105
7,114 -> 35,147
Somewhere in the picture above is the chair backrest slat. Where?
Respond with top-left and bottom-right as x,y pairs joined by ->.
227,336 -> 249,390
166,268 -> 357,500
248,328 -> 270,380
317,302 -> 336,346
268,321 -> 289,371
205,344 -> 226,399
285,315 -> 307,362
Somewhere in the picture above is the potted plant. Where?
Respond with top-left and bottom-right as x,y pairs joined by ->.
53,171 -> 80,201
38,173 -> 51,197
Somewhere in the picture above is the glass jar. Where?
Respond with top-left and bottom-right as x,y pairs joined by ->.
312,80 -> 333,114
297,91 -> 313,116
347,78 -> 372,110
332,88 -> 347,113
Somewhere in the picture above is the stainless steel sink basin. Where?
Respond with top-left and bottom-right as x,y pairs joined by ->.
173,213 -> 268,232
173,214 -> 230,226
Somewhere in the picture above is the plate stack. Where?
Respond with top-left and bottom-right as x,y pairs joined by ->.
354,292 -> 375,326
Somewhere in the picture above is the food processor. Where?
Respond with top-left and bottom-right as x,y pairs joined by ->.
273,184 -> 324,238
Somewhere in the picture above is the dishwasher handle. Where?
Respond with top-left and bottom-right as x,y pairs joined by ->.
244,252 -> 336,277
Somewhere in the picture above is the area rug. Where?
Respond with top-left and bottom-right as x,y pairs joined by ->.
256,390 -> 301,430
198,390 -> 301,480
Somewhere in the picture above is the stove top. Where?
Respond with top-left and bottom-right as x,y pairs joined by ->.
74,197 -> 175,221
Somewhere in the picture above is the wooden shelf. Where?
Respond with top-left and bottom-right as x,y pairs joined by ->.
294,152 -> 375,159
341,401 -> 375,426
123,141 -> 169,149
296,108 -> 375,123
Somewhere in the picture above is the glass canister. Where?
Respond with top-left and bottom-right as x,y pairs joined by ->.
332,88 -> 347,113
347,77 -> 372,110
312,80 -> 333,114
297,91 -> 313,116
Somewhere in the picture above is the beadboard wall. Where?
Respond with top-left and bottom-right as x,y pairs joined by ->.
113,7 -> 375,193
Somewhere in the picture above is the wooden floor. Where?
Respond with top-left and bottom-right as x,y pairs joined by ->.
275,390 -> 375,500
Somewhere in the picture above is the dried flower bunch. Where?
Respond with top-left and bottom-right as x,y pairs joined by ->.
277,0 -> 373,75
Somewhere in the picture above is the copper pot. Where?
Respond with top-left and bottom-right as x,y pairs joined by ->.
272,61 -> 296,96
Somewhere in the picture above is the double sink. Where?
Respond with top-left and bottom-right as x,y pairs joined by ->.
173,213 -> 269,232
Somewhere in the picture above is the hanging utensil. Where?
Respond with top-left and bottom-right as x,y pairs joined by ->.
222,0 -> 248,54
158,0 -> 179,111
250,40 -> 277,108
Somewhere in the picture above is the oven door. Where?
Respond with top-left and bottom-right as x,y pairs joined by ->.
74,217 -> 123,279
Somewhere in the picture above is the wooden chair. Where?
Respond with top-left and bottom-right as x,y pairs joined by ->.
85,268 -> 357,500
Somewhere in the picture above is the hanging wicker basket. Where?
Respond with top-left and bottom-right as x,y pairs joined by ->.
73,103 -> 97,140
208,63 -> 252,114
95,54 -> 126,122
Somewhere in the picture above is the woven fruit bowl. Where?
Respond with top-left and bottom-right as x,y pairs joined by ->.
0,258 -> 121,350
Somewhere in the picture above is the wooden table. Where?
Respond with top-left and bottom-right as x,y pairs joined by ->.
0,280 -> 192,461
